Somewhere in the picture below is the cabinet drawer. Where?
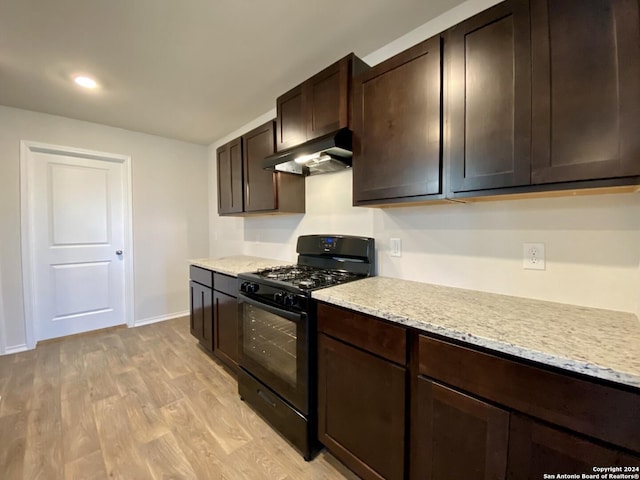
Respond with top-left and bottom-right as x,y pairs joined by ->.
189,265 -> 213,288
318,303 -> 406,365
418,335 -> 640,452
238,368 -> 310,457
213,272 -> 237,297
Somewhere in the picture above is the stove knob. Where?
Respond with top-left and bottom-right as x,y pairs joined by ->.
283,294 -> 295,307
242,282 -> 259,294
274,291 -> 285,304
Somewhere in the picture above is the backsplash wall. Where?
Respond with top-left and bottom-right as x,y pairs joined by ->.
209,162 -> 640,315
373,191 -> 640,313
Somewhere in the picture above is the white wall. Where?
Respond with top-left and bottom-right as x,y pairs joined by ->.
0,244 -> 6,350
373,194 -> 640,313
208,0 -> 640,318
0,105 -> 209,350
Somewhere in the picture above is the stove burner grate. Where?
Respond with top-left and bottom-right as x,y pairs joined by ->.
256,265 -> 362,290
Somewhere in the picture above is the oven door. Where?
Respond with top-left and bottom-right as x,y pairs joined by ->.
238,293 -> 308,414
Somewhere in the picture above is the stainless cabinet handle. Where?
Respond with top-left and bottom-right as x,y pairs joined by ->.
116,250 -> 123,255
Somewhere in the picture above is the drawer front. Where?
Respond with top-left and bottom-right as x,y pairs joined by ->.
189,265 -> 213,288
238,368 -> 310,457
213,272 -> 237,297
418,335 -> 640,452
318,303 -> 406,365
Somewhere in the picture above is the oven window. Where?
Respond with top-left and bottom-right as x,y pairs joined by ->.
242,304 -> 297,386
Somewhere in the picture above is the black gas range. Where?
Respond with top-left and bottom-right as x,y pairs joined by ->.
236,234 -> 375,460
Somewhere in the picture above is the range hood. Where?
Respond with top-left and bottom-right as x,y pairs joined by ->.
263,128 -> 352,176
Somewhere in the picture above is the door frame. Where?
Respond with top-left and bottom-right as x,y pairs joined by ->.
20,141 -> 135,349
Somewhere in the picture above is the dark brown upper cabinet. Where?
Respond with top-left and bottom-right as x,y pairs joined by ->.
242,120 -> 305,215
216,120 -> 305,216
447,0 -> 640,198
352,35 -> 444,206
446,0 -> 532,194
217,137 -> 243,215
530,0 -> 640,184
276,85 -> 306,151
243,121 -> 278,212
275,53 -> 369,152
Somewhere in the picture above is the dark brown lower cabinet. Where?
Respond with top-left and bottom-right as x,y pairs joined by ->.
318,333 -> 406,480
508,414 -> 640,478
410,377 -> 509,480
189,280 -> 213,352
212,272 -> 239,372
314,305 -> 640,479
213,290 -> 238,371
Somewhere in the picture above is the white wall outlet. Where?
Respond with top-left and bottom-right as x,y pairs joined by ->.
390,238 -> 402,257
523,243 -> 545,270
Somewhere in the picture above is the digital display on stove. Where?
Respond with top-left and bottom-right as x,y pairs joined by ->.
320,236 -> 337,250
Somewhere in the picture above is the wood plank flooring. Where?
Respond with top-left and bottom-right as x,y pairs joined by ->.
0,317 -> 358,480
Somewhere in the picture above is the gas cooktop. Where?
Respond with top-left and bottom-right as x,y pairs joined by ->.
255,264 -> 364,291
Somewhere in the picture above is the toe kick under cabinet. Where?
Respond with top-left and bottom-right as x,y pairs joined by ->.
316,303 -> 640,480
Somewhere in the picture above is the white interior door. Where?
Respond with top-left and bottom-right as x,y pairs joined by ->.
24,144 -> 130,342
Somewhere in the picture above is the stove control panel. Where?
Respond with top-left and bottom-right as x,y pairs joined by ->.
274,290 -> 307,310
319,236 -> 338,252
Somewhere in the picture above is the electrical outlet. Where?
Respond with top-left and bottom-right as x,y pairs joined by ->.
390,238 -> 402,257
523,243 -> 545,270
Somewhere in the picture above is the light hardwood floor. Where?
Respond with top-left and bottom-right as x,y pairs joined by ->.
0,317 -> 358,480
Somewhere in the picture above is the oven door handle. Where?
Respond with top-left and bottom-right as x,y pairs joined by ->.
237,293 -> 306,323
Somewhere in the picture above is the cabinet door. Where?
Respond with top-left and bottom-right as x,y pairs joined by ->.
213,290 -> 238,371
217,138 -> 243,215
508,414 -> 640,479
243,120 -> 277,212
411,377 -> 509,480
447,0 -> 532,193
306,57 -> 349,139
276,85 -> 307,151
353,36 -> 442,204
318,333 -> 405,480
531,0 -> 640,184
189,281 -> 213,351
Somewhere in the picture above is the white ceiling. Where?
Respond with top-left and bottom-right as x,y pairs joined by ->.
0,0 -> 464,145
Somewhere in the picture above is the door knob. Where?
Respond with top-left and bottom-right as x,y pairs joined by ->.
116,250 -> 123,255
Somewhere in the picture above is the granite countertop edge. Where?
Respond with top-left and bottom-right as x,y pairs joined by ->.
189,255 -> 290,277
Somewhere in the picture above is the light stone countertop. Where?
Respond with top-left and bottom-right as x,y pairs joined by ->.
312,276 -> 640,389
190,255 -> 290,277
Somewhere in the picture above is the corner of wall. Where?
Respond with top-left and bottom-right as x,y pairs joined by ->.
362,0 -> 503,66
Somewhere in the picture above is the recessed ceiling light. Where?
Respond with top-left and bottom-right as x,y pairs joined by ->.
73,76 -> 98,89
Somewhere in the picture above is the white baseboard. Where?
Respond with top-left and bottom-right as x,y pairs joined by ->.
133,310 -> 189,327
3,344 -> 30,355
